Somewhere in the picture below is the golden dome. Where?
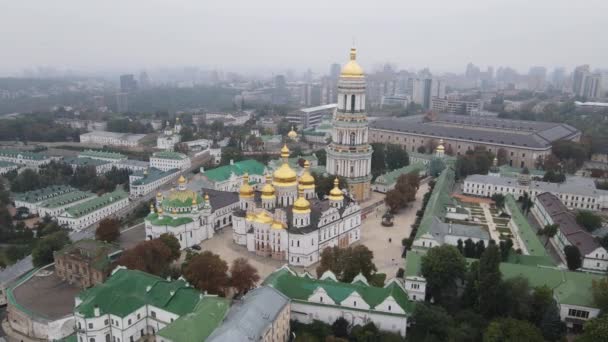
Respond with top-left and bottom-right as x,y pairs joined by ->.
271,221 -> 285,230
273,163 -> 297,187
261,174 -> 276,199
192,196 -> 197,206
156,192 -> 162,198
280,144 -> 290,159
293,189 -> 311,214
239,173 -> 254,198
298,160 -> 315,190
149,203 -> 155,212
328,178 -> 344,201
205,193 -> 210,201
178,175 -> 186,184
171,207 -> 177,215
246,211 -> 256,221
436,139 -> 445,151
287,126 -> 298,139
340,48 -> 364,78
255,211 -> 274,224
158,205 -> 164,214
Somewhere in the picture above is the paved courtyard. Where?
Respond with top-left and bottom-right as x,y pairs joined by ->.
357,183 -> 429,278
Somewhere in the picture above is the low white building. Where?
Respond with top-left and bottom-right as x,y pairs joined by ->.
0,149 -> 55,168
263,266 -> 411,337
412,217 -> 490,250
199,159 -> 266,192
79,131 -> 146,147
78,150 -> 127,163
149,151 -> 191,172
463,174 -> 608,211
114,159 -> 149,172
129,168 -> 179,197
37,190 -> 96,219
532,192 -> 608,273
64,157 -> 114,175
183,139 -> 211,151
74,267 -> 230,342
0,161 -> 18,175
13,185 -> 79,215
156,120 -> 181,151
57,190 -> 130,231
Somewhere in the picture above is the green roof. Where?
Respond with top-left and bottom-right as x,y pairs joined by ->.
505,194 -> 552,261
374,162 -> 426,186
0,149 -> 48,160
152,151 -> 187,160
0,160 -> 18,168
64,190 -> 128,218
203,159 -> 266,182
404,251 -> 423,278
499,165 -> 545,178
263,267 -> 413,314
157,296 -> 230,342
65,157 -> 111,167
13,185 -> 77,203
79,150 -> 126,160
146,212 -> 194,226
415,167 -> 456,241
39,190 -> 95,209
76,268 -> 204,318
132,168 -> 179,186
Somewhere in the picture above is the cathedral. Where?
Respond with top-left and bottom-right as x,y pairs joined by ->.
326,47 -> 373,201
232,144 -> 362,267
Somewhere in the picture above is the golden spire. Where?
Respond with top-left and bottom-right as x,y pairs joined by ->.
293,188 -> 311,214
204,193 -> 210,201
280,144 -> 290,160
239,173 -> 254,198
328,178 -> 344,201
178,175 -> 186,184
156,192 -> 162,198
436,139 -> 445,152
261,173 -> 276,199
287,126 -> 297,140
340,47 -> 364,78
192,196 -> 197,206
298,160 -> 315,190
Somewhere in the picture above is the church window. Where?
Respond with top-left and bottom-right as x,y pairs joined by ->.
351,94 -> 356,113
297,240 -> 300,247
344,94 -> 347,110
350,132 -> 356,145
388,305 -> 391,311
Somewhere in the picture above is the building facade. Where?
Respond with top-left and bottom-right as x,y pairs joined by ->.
37,190 -> 96,219
326,48 -> 373,201
79,131 -> 146,147
129,168 -> 179,197
430,98 -> 482,115
232,145 -> 362,267
78,150 -> 127,163
149,151 -> 191,171
199,159 -> 266,192
0,149 -> 54,168
56,190 -> 130,231
54,240 -> 122,289
286,104 -> 337,129
13,185 -> 79,215
156,119 -> 182,151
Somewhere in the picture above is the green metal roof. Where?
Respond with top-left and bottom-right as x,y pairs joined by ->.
76,268 -> 203,318
0,149 -> 48,160
505,194 -> 552,261
415,167 -> 456,241
374,162 -> 426,186
157,296 -> 230,342
64,190 -> 128,218
404,251 -> 423,278
132,168 -> 178,186
203,159 -> 266,182
263,267 -> 413,314
146,213 -> 194,226
39,190 -> 95,209
13,185 -> 77,203
152,151 -> 187,160
79,150 -> 126,160
499,165 -> 545,178
64,157 -> 111,167
0,160 -> 18,168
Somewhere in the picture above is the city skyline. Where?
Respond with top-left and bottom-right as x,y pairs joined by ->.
1,0 -> 607,76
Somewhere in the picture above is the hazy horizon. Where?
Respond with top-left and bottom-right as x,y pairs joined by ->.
1,0 -> 607,76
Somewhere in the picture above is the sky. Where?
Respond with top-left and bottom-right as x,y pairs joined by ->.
1,0 -> 607,75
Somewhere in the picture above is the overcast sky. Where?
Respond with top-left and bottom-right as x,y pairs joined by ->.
1,0 -> 606,75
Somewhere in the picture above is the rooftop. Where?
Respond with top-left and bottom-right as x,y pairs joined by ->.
132,168 -> 179,186
157,296 -> 230,342
80,131 -> 146,142
152,151 -> 188,160
0,160 -> 18,168
505,194 -> 553,261
299,103 -> 337,113
428,217 -> 490,243
54,239 -> 121,272
39,190 -> 96,209
370,114 -> 580,149
9,265 -> 81,320
13,185 -> 77,203
62,190 -> 128,218
203,160 -> 266,182
0,149 -> 49,160
374,162 -> 426,185
78,150 -> 127,160
207,286 -> 289,342
64,157 -> 111,167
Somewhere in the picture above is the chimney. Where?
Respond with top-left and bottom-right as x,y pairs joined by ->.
94,305 -> 100,317
230,159 -> 234,165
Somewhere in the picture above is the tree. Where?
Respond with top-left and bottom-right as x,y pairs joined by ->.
491,194 -> 505,210
370,143 -> 387,179
564,245 -> 582,270
592,278 -> 608,313
385,144 -> 409,170
576,211 -> 603,232
410,303 -> 453,341
315,245 -> 377,283
117,239 -> 173,276
183,251 -> 229,295
483,318 -> 544,342
421,245 -> 467,305
538,224 -> 559,247
312,173 -> 347,199
496,148 -> 508,166
461,261 -> 480,310
531,285 -> 554,325
95,218 -> 121,243
539,301 -> 565,342
314,149 -> 326,166
463,238 -> 476,258
331,317 -> 349,338
502,276 -> 532,320
542,170 -> 566,183
32,231 -> 71,267
229,257 -> 260,296
158,233 -> 181,261
220,147 -> 244,165
384,189 -> 403,214
577,315 -> 608,342
541,154 -> 561,172
475,240 -> 486,258
498,238 -> 513,260
478,245 -> 503,317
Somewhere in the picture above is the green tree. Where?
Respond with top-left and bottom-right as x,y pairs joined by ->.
370,143 -> 387,179
421,245 -> 467,305
95,218 -> 121,243
592,278 -> 608,313
315,245 -> 377,283
498,238 -> 513,261
32,231 -> 71,267
502,276 -> 532,320
491,194 -> 505,209
564,245 -> 582,270
314,149 -> 326,166
461,261 -> 480,310
531,285 -> 554,325
158,233 -> 181,261
385,144 -> 409,170
577,315 -> 608,342
220,147 -> 244,165
540,301 -> 565,342
331,317 -> 349,338
117,239 -> 173,277
483,318 -> 544,342
538,224 -> 559,247
478,245 -> 503,317
576,210 -> 603,232
410,303 -> 453,341
464,238 -> 476,258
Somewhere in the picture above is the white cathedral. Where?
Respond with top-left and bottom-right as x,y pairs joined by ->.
156,118 -> 182,150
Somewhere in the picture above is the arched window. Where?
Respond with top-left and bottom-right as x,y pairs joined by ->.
351,94 -> 356,113
350,132 -> 356,146
343,94 -> 347,110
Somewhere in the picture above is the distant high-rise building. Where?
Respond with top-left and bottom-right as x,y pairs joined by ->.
551,67 -> 566,89
528,66 -> 547,91
572,65 -> 590,96
138,71 -> 150,89
116,93 -> 129,113
582,73 -> 602,99
272,75 -> 289,105
119,74 -> 137,93
330,63 -> 341,80
93,95 -> 105,109
411,78 -> 444,109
